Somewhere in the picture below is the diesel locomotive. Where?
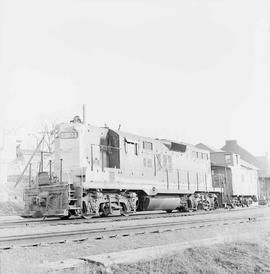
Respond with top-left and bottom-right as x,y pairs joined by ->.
23,115 -> 223,218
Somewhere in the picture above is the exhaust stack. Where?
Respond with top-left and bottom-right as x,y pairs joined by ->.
83,104 -> 86,124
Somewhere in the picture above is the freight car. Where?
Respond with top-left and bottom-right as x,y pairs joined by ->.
23,116 -> 221,218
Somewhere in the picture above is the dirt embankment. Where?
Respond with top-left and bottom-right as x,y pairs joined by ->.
51,237 -> 270,274
111,239 -> 270,274
0,201 -> 23,216
0,182 -> 24,216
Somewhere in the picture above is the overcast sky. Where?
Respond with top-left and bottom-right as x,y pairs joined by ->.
0,0 -> 269,156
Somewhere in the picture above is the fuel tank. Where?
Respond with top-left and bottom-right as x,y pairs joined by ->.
143,195 -> 181,211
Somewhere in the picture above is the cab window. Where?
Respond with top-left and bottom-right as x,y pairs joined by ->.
143,141 -> 153,150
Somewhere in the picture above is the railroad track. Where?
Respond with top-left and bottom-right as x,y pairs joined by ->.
0,206 -> 262,230
0,212 -> 267,250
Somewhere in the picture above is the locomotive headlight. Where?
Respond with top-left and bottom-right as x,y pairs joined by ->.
54,129 -> 59,138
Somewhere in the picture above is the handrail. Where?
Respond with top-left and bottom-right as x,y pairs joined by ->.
15,135 -> 45,188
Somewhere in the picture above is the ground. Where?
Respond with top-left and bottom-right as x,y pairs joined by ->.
1,207 -> 270,273
111,238 -> 270,274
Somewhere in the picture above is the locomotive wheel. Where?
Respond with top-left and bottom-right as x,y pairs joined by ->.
177,206 -> 188,212
100,211 -> 109,217
99,203 -> 110,217
136,198 -> 144,211
120,203 -> 130,217
100,208 -> 110,217
203,201 -> 210,211
60,211 -> 71,220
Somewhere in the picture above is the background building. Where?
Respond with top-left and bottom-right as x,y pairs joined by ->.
197,141 -> 259,204
221,140 -> 270,201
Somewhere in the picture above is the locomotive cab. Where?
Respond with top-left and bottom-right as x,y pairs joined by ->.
100,129 -> 120,169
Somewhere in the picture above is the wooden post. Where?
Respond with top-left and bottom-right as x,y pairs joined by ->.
28,163 -> 32,186
60,159 -> 63,183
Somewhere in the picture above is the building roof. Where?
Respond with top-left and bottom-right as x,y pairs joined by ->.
196,143 -> 224,153
221,140 -> 259,168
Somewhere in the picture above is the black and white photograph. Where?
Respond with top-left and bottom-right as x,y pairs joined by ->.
0,0 -> 270,273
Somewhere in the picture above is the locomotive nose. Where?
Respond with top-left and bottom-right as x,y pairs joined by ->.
54,123 -> 80,175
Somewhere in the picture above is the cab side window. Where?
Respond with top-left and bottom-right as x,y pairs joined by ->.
143,141 -> 153,150
124,139 -> 138,155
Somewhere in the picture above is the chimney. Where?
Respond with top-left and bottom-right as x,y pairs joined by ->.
226,140 -> 238,145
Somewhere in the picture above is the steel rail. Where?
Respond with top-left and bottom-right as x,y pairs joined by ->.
0,206 -> 262,229
0,213 -> 266,249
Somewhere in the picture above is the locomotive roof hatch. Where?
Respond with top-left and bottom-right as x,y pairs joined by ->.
163,141 -> 187,152
161,139 -> 187,153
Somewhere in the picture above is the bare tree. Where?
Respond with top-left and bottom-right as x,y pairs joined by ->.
14,121 -> 57,187
40,121 -> 56,153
